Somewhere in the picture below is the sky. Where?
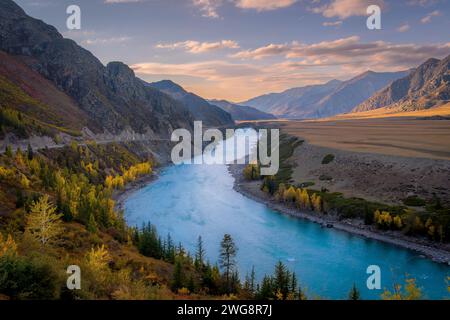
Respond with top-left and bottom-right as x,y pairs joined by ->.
13,0 -> 450,102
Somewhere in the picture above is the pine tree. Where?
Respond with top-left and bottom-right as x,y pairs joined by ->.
195,235 -> 206,270
27,143 -> 34,160
5,145 -> 13,158
219,234 -> 238,294
171,258 -> 184,291
87,214 -> 98,233
348,283 -> 360,300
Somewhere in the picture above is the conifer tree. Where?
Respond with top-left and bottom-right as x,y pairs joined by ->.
348,283 -> 360,300
26,195 -> 63,245
219,234 -> 238,294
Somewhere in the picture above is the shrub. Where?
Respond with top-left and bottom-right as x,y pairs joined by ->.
321,154 -> 335,165
0,255 -> 60,299
403,196 -> 426,207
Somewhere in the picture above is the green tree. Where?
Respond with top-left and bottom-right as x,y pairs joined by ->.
4,145 -> 13,158
219,234 -> 238,294
87,214 -> 98,233
348,283 -> 360,300
27,143 -> 34,160
195,235 -> 206,270
171,258 -> 184,291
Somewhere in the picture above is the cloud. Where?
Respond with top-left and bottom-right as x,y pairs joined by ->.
234,0 -> 297,11
82,37 -> 131,45
230,43 -> 292,59
192,0 -> 297,18
156,40 -> 239,53
134,34 -> 450,101
397,23 -> 410,32
230,36 -> 450,71
322,20 -> 343,27
421,10 -> 441,23
130,59 -> 341,100
192,0 -> 223,18
311,0 -> 384,19
132,60 -> 262,82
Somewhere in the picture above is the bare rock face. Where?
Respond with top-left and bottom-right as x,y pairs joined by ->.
354,56 -> 450,112
0,0 -> 193,137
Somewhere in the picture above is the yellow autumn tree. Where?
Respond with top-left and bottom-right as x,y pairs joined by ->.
25,195 -> 63,246
311,193 -> 322,213
393,216 -> 403,229
301,189 -> 311,210
86,245 -> 111,286
284,186 -> 297,203
295,188 -> 303,209
381,278 -> 422,300
0,234 -> 17,257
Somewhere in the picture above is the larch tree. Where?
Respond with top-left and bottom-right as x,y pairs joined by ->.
26,195 -> 63,246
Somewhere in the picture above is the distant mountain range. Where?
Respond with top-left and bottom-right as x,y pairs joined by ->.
353,55 -> 450,113
147,80 -> 233,127
208,99 -> 276,121
242,71 -> 409,119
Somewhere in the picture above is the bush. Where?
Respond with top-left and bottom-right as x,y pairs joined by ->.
319,174 -> 333,181
321,154 -> 335,165
403,196 -> 426,207
0,255 -> 60,299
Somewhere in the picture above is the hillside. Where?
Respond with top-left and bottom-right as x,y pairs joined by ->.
0,0 -> 194,138
354,55 -> 450,112
148,80 -> 234,127
208,99 -> 276,121
242,71 -> 408,119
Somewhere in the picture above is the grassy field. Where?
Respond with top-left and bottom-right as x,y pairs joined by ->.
240,103 -> 450,160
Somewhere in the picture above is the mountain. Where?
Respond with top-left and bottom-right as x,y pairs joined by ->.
242,80 -> 342,117
0,0 -> 194,139
242,71 -> 408,119
148,80 -> 234,127
353,55 -> 450,112
208,99 -> 276,121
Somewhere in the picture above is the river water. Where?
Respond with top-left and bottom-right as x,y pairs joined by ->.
124,129 -> 449,299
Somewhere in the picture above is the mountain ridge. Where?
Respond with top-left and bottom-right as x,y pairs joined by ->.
208,99 -> 276,121
0,0 -> 197,139
353,55 -> 450,112
242,71 -> 409,119
148,80 -> 234,127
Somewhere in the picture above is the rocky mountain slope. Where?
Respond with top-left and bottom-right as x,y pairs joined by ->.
208,99 -> 276,121
243,71 -> 408,119
148,80 -> 234,127
0,0 -> 194,139
353,55 -> 450,112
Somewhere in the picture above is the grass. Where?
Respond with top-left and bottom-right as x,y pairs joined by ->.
273,134 -> 303,185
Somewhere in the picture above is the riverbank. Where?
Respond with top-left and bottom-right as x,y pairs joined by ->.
228,164 -> 450,265
113,169 -> 160,212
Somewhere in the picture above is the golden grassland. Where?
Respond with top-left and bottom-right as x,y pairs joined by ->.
241,103 -> 450,160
